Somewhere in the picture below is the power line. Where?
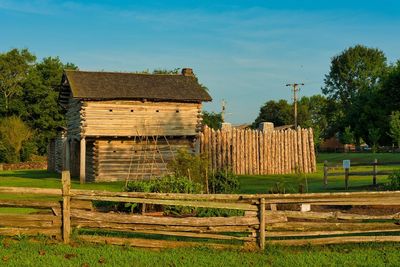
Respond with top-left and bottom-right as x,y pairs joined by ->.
286,83 -> 304,128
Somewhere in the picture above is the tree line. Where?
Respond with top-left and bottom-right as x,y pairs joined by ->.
0,49 -> 201,163
0,48 -> 77,163
207,45 -> 400,151
1,45 -> 399,163
253,45 -> 400,150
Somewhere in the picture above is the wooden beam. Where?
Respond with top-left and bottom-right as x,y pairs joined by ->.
62,171 -> 71,244
80,137 -> 86,184
259,198 -> 266,250
65,139 -> 70,171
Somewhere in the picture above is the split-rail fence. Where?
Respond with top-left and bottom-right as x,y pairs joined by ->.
1,171 -> 400,249
323,159 -> 400,189
199,126 -> 317,175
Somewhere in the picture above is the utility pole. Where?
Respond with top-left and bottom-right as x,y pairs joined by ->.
286,83 -> 304,128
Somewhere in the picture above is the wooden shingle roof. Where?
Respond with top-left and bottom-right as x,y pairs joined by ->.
60,70 -> 212,105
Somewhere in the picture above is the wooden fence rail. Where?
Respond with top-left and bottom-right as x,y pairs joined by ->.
323,159 -> 400,189
1,171 -> 400,249
199,126 -> 316,175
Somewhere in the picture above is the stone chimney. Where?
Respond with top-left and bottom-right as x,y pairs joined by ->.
181,68 -> 194,77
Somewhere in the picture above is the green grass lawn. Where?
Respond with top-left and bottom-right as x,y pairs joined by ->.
317,152 -> 400,163
0,170 -> 125,191
1,152 -> 400,196
239,152 -> 400,194
0,170 -> 125,209
0,238 -> 399,267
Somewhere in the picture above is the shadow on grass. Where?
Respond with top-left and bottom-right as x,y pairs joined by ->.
0,170 -> 59,180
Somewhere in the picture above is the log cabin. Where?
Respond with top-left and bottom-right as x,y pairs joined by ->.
48,68 -> 212,183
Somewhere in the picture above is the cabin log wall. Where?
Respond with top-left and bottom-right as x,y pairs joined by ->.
93,138 -> 193,182
81,101 -> 202,137
61,100 -> 202,182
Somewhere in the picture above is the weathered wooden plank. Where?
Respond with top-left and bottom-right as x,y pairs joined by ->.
0,200 -> 60,209
62,171 -> 71,244
259,198 -> 266,249
72,220 -> 254,233
71,210 -> 260,226
266,229 -> 400,237
0,187 -> 61,195
0,227 -> 61,237
68,188 -> 400,201
72,195 -> 258,211
78,235 -> 241,249
0,219 -> 60,228
266,210 -> 400,220
267,222 -> 400,232
0,214 -> 59,221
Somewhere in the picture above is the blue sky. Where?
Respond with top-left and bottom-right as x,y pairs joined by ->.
1,1 -> 400,124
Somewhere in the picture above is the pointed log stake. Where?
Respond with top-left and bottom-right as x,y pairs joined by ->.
62,171 -> 71,244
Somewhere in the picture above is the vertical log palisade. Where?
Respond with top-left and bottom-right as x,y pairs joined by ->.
200,126 -> 317,175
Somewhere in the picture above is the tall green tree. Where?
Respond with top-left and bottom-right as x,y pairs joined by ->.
297,95 -> 329,149
22,57 -> 77,154
322,44 -> 388,144
202,111 -> 223,130
252,99 -> 292,128
381,61 -> 400,112
0,49 -> 78,157
389,111 -> 400,148
0,49 -> 36,113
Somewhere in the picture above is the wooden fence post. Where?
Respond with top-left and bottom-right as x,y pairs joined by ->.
62,171 -> 71,244
345,167 -> 349,190
373,159 -> 378,186
259,198 -> 266,250
323,160 -> 328,188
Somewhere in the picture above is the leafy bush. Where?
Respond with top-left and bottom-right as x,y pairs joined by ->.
124,162 -> 242,217
384,171 -> 400,190
125,175 -> 203,215
208,171 -> 240,194
167,149 -> 208,186
126,175 -> 203,194
20,140 -> 38,162
125,179 -> 155,193
196,207 -> 244,217
0,116 -> 33,163
151,175 -> 203,194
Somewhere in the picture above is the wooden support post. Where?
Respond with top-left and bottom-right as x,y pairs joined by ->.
323,160 -> 328,188
65,139 -> 70,171
270,203 -> 277,211
259,198 -> 266,250
345,168 -> 349,190
80,137 -> 86,184
62,171 -> 71,244
141,204 -> 146,215
299,183 -> 304,193
373,159 -> 378,186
